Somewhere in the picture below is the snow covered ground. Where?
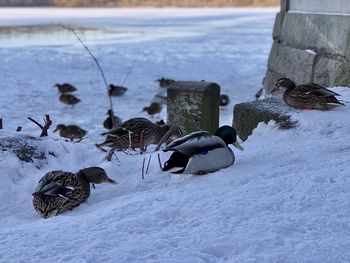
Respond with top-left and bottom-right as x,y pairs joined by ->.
1,7 -> 350,263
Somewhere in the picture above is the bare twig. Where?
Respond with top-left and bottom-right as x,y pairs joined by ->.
106,147 -> 116,162
28,117 -> 43,129
95,143 -> 108,152
141,157 -> 146,180
157,153 -> 163,170
16,126 -> 22,132
60,141 -> 70,153
63,25 -> 116,128
28,115 -> 52,137
146,154 -> 152,174
0,118 -> 2,129
121,60 -> 135,86
155,124 -> 177,151
140,130 -> 145,152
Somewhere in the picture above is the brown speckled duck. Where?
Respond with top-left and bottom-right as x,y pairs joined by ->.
272,78 -> 344,110
54,83 -> 77,93
32,167 -> 116,218
142,102 -> 162,117
98,118 -> 182,150
59,93 -> 80,106
54,124 -> 87,141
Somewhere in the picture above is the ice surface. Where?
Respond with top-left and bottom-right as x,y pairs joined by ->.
1,8 -> 349,263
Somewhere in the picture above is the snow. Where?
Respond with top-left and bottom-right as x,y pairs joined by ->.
1,7 -> 350,263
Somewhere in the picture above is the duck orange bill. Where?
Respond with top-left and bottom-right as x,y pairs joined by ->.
233,141 -> 244,151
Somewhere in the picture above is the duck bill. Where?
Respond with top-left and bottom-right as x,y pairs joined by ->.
107,178 -> 117,184
233,141 -> 244,151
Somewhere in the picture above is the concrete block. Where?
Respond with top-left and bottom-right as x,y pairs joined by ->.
167,81 -> 220,135
281,13 -> 350,57
268,42 -> 316,83
264,69 -> 283,92
281,0 -> 289,12
314,57 -> 350,87
233,97 -> 297,141
272,12 -> 284,40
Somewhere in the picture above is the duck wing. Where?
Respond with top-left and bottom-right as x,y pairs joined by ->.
164,131 -> 226,156
296,83 -> 340,97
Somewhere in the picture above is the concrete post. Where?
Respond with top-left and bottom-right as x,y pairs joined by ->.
167,81 -> 220,135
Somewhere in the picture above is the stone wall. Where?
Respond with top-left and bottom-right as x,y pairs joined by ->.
264,0 -> 350,91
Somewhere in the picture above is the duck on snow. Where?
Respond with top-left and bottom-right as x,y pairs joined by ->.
162,125 -> 243,175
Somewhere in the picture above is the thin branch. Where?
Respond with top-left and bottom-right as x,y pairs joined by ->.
0,118 -> 2,129
141,157 -> 146,180
60,141 -> 70,153
155,124 -> 177,151
146,154 -> 152,174
121,60 -> 135,86
157,153 -> 163,170
28,117 -> 43,130
63,25 -> 116,128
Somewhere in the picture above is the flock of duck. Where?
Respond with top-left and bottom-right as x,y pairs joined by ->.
33,77 -> 345,218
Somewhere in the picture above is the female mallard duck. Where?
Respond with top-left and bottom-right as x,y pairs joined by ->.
108,84 -> 128,96
32,167 -> 116,218
103,109 -> 122,130
98,118 -> 182,150
162,126 -> 243,175
272,78 -> 344,110
54,83 -> 77,94
142,102 -> 162,117
53,124 -> 87,141
59,93 -> 80,106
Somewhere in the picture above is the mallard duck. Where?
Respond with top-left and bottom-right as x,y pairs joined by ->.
98,118 -> 182,150
220,94 -> 230,106
103,109 -> 122,130
59,93 -> 80,106
142,102 -> 162,117
53,124 -> 87,141
272,78 -> 344,110
108,84 -> 128,96
156,77 -> 175,88
162,125 -> 243,175
54,83 -> 77,93
32,167 -> 116,218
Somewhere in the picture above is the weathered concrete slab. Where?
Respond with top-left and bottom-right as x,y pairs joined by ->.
272,12 -> 284,40
314,57 -> 350,87
167,81 -> 220,135
264,69 -> 283,92
268,42 -> 316,83
233,97 -> 297,141
289,0 -> 350,14
281,13 -> 350,58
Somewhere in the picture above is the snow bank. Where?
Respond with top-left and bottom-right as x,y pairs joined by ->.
0,88 -> 349,262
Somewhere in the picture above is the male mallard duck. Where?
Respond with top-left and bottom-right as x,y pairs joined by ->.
32,167 -> 116,218
272,78 -> 344,110
142,102 -> 162,117
54,83 -> 77,93
59,93 -> 80,106
162,125 -> 243,175
156,77 -> 175,88
220,94 -> 230,106
54,124 -> 87,141
98,118 -> 182,150
103,109 -> 122,130
108,84 -> 128,96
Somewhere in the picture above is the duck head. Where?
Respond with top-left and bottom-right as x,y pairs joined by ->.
78,167 -> 117,185
270,78 -> 296,94
215,126 -> 243,150
53,124 -> 66,132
